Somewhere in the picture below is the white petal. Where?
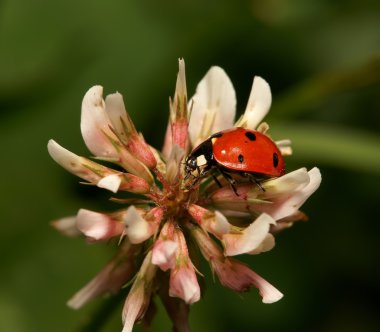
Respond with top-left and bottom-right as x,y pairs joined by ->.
124,206 -> 152,244
235,76 -> 272,130
249,270 -> 284,304
76,209 -> 123,240
223,213 -> 276,256
248,233 -> 275,255
211,210 -> 232,236
105,92 -> 130,143
188,66 -> 236,146
263,167 -> 310,195
258,168 -> 322,220
80,86 -> 118,158
97,174 -> 122,193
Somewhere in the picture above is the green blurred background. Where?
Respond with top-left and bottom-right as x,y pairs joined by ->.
1,0 -> 380,331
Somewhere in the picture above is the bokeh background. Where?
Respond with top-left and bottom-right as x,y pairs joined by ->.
1,1 -> 380,331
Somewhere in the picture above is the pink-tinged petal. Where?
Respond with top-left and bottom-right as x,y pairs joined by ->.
215,258 -> 283,303
188,66 -> 236,147
119,173 -> 151,194
152,240 -> 178,271
80,86 -> 118,158
235,76 -> 272,130
165,144 -> 185,184
257,168 -> 322,220
76,209 -> 124,241
247,268 -> 284,303
170,59 -> 189,151
162,119 -> 173,159
48,140 -> 150,193
191,225 -> 283,303
223,213 -> 276,256
122,251 -> 157,332
51,216 -> 81,237
187,204 -> 231,237
169,265 -> 200,304
47,139 -> 105,183
169,229 -> 201,304
123,206 -> 158,244
105,93 -> 157,169
118,148 -> 154,184
209,183 -> 259,212
68,241 -> 140,309
97,174 -> 121,193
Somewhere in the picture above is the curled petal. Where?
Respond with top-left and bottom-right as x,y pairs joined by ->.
68,241 -> 140,309
258,168 -> 322,220
235,76 -> 272,130
262,167 -> 310,195
152,240 -> 178,271
48,140 -> 150,193
80,86 -> 118,158
97,174 -> 121,193
248,233 -> 275,255
47,139 -> 107,184
223,213 -> 276,256
169,265 -> 200,304
191,226 -> 282,303
76,209 -> 124,241
51,216 -> 81,237
188,66 -> 236,147
187,204 -> 231,237
214,258 -> 283,303
123,206 -> 158,244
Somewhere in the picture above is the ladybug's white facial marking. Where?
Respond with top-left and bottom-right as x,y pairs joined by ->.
196,154 -> 207,167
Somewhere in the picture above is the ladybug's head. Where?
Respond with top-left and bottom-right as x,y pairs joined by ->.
184,139 -> 214,184
184,153 -> 199,180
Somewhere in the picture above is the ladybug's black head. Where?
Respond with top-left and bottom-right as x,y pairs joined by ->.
184,138 -> 214,183
184,154 -> 198,180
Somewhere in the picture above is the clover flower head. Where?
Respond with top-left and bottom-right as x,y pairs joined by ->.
48,59 -> 321,331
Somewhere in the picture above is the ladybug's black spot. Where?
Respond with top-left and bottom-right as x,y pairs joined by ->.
238,154 -> 244,163
211,132 -> 223,138
273,152 -> 279,168
245,132 -> 256,141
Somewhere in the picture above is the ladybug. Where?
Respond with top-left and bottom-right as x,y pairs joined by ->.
184,127 -> 285,193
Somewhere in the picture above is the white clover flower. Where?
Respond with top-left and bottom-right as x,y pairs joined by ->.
48,59 -> 321,332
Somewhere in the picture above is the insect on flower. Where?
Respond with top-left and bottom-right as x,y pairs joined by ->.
184,127 -> 285,193
48,59 -> 321,332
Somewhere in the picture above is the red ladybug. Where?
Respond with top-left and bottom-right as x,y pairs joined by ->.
184,127 -> 285,193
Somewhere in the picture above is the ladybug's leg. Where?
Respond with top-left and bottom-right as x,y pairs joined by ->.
212,174 -> 223,188
219,168 -> 238,196
244,173 -> 266,192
